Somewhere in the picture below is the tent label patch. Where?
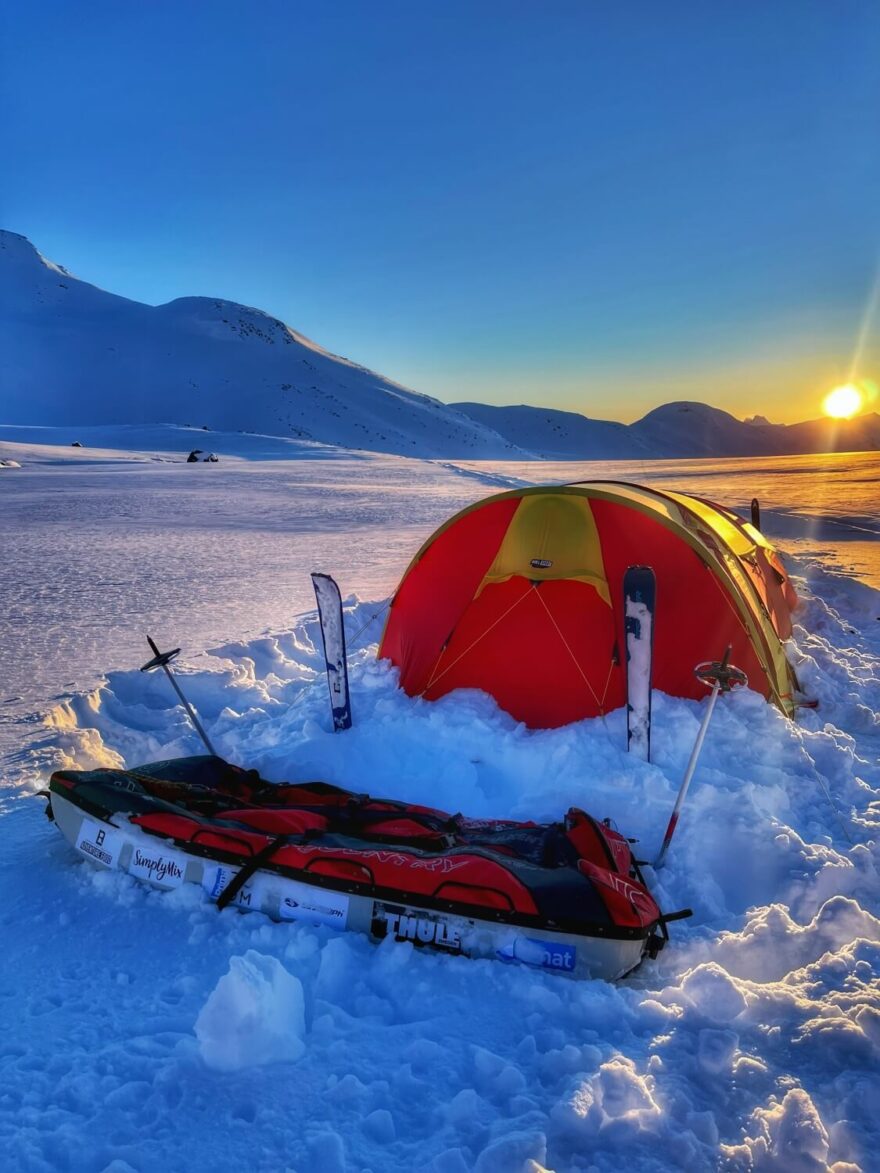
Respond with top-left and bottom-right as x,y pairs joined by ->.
530,558 -> 553,569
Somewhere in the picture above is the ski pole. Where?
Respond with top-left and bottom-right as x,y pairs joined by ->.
140,635 -> 218,757
654,646 -> 747,868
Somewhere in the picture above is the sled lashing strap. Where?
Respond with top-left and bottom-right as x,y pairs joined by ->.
216,834 -> 290,910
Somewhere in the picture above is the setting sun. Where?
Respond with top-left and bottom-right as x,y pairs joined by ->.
822,383 -> 864,420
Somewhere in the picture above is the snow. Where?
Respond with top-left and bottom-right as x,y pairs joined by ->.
194,951 -> 306,1072
0,449 -> 878,1171
0,422 -> 386,464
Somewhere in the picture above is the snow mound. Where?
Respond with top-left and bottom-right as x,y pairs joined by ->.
195,950 -> 306,1071
721,1086 -> 837,1170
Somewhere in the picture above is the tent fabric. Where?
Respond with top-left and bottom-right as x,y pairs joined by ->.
379,482 -> 799,729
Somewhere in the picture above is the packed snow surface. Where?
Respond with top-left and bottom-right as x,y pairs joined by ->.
0,449 -> 878,1171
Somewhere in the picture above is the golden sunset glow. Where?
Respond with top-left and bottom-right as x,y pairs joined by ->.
822,383 -> 864,420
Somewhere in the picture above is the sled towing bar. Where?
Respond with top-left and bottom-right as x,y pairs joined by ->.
141,636 -> 218,758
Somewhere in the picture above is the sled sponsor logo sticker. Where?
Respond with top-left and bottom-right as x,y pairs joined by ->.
496,936 -> 576,972
371,902 -> 464,953
276,879 -> 348,929
128,845 -> 187,888
75,819 -> 123,869
202,865 -> 258,910
201,869 -> 347,926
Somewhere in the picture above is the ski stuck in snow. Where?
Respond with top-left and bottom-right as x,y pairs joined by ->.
311,572 -> 352,732
624,564 -> 656,761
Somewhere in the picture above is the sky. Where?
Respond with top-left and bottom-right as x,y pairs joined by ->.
2,1 -> 879,423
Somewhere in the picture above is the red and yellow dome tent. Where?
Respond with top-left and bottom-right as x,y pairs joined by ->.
379,482 -> 798,729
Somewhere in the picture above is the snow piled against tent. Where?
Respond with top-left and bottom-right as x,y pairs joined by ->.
1,557 -> 878,1172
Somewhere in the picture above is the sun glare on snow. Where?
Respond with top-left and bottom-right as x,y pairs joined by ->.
822,383 -> 864,419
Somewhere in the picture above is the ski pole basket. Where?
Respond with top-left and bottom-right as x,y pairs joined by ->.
140,637 -> 182,673
693,647 -> 748,692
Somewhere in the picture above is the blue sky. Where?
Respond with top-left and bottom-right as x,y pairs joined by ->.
3,1 -> 878,422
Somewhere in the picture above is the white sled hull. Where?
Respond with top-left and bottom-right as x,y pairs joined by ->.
51,791 -> 650,981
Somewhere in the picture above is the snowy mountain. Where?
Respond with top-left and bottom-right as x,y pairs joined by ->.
5,228 -> 879,462
450,401 -> 647,460
455,399 -> 880,459
0,231 -> 523,459
633,402 -> 880,457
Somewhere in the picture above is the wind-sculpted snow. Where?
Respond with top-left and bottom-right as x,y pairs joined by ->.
0,560 -> 877,1171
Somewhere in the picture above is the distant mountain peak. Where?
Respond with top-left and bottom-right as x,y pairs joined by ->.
455,398 -> 880,459
0,229 -> 74,278
635,400 -> 739,424
0,228 -> 523,458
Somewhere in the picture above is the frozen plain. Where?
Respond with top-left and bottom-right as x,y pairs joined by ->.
0,436 -> 878,1172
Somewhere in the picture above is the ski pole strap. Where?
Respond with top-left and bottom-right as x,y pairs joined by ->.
216,834 -> 290,910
